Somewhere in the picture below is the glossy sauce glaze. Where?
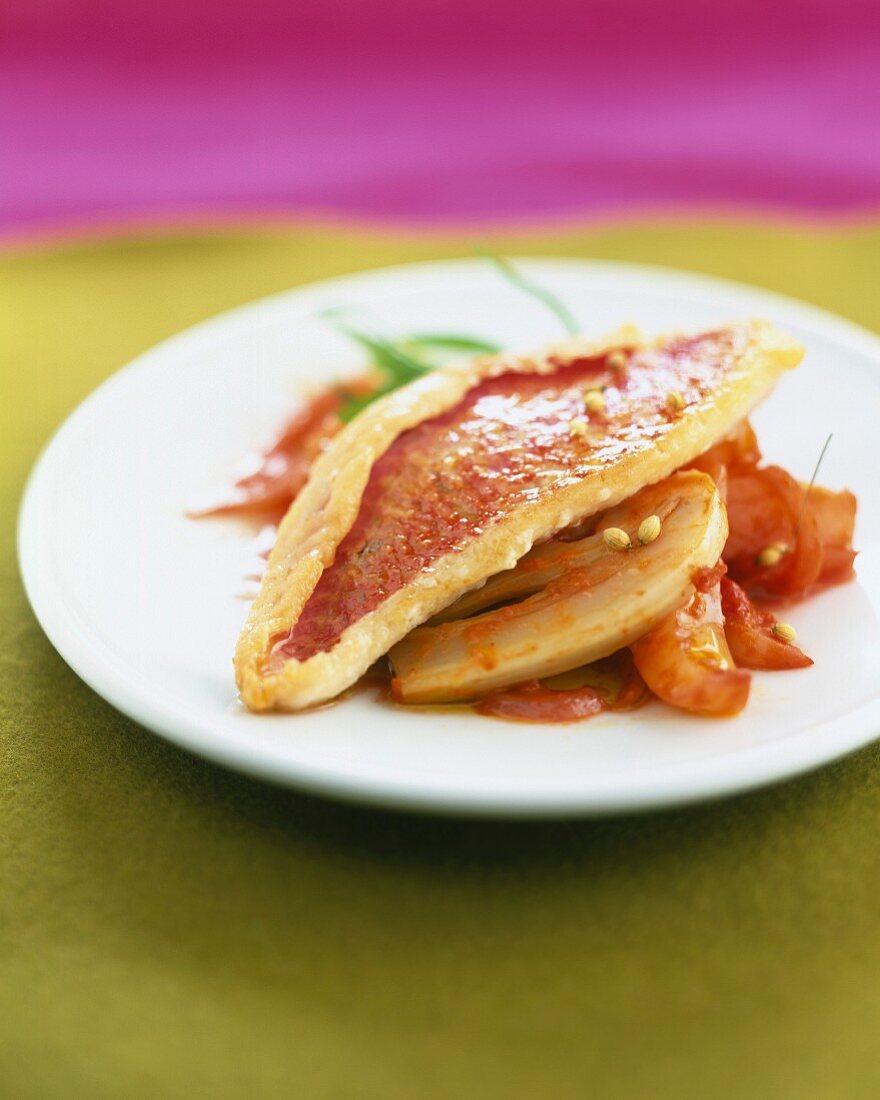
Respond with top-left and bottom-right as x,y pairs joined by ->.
279,330 -> 741,661
474,651 -> 649,723
195,389 -> 343,521
359,651 -> 649,725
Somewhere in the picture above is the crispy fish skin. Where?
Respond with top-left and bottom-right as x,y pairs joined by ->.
235,321 -> 803,711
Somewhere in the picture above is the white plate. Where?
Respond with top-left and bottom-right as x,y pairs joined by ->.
18,259 -> 880,816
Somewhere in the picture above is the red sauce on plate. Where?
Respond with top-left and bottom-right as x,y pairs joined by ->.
475,651 -> 649,723
194,389 -> 343,521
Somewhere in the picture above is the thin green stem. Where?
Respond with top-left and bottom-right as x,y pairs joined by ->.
793,433 -> 833,543
483,254 -> 579,337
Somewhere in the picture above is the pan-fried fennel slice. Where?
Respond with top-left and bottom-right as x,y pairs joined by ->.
428,495 -> 685,624
389,472 -> 726,704
236,322 -> 802,711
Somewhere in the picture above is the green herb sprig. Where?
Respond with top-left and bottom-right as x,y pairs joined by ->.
793,433 -> 834,542
399,333 -> 500,363
323,311 -> 500,422
322,255 -> 577,422
482,253 -> 579,337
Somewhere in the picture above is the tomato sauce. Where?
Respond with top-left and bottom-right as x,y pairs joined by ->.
194,389 -> 343,521
691,561 -> 728,593
475,652 -> 649,723
720,576 -> 813,670
280,330 -> 743,661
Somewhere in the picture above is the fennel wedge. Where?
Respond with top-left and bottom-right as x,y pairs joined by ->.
389,472 -> 727,704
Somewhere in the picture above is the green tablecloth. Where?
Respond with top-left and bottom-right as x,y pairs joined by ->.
3,219 -> 880,1098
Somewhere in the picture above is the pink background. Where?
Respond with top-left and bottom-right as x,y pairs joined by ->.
3,0 -> 880,236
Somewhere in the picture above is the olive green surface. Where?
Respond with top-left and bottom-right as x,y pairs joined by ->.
3,219 -> 880,1099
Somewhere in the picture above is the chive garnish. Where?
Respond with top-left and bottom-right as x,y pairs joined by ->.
322,311 -> 498,422
482,254 -> 580,337
323,251 -> 580,425
793,433 -> 834,542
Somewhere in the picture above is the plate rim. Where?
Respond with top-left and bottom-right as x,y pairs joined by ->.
17,256 -> 880,817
